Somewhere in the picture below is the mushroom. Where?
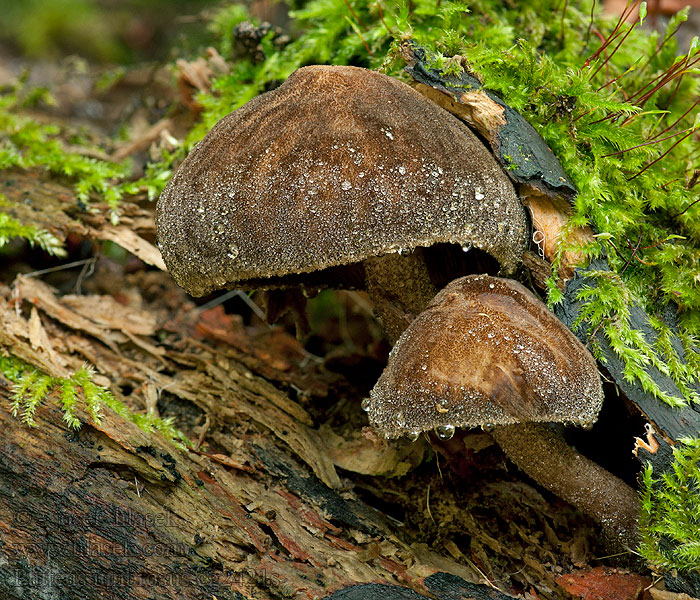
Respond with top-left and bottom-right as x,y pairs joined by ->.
155,65 -> 528,339
367,274 -> 640,549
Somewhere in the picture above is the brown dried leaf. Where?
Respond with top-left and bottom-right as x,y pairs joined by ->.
556,567 -> 651,600
320,424 -> 425,477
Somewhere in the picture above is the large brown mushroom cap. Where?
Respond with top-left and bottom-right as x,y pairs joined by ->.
156,65 -> 527,297
367,274 -> 603,438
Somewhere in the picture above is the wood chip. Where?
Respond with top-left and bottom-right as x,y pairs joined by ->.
15,276 -> 120,352
61,293 -> 157,336
91,225 -> 166,270
28,306 -> 67,373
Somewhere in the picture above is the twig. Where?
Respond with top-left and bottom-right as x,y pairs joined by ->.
376,1 -> 394,34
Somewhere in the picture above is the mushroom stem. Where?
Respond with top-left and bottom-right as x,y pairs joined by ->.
364,249 -> 438,343
491,422 -> 639,551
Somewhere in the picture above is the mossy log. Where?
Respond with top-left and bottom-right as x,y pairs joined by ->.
556,258 -> 700,442
0,91 -> 687,597
400,46 -> 700,444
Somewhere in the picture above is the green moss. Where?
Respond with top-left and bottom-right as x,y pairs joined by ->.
0,82 -> 133,222
640,438 -> 700,572
1,356 -> 190,449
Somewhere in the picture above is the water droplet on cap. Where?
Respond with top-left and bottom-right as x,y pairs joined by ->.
407,431 -> 421,442
436,424 -> 455,440
361,398 -> 371,412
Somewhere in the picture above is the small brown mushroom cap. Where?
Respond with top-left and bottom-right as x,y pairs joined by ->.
367,274 -> 603,438
156,65 -> 527,297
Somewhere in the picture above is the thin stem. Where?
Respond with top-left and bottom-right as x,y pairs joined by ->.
342,0 -> 365,28
589,19 -> 638,81
619,234 -> 643,276
376,1 -> 394,34
585,0 -> 596,46
343,14 -> 373,56
637,19 -> 686,78
629,52 -> 699,107
21,258 -> 96,279
670,196 -> 700,219
661,177 -> 681,190
602,126 -> 696,157
649,98 -> 700,140
559,0 -> 568,46
628,130 -> 694,180
584,0 -> 641,70
597,62 -> 636,92
364,251 -> 438,343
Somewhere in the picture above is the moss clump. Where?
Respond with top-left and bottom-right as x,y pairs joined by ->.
0,78 -> 171,224
0,82 -> 131,221
640,439 -> 700,572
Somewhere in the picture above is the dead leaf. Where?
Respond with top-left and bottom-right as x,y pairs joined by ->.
14,276 -> 119,352
556,566 -> 651,600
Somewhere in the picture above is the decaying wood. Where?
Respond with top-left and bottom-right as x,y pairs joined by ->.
1,269 -> 505,599
2,52 -> 686,598
518,187 -> 595,281
401,41 -> 577,200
